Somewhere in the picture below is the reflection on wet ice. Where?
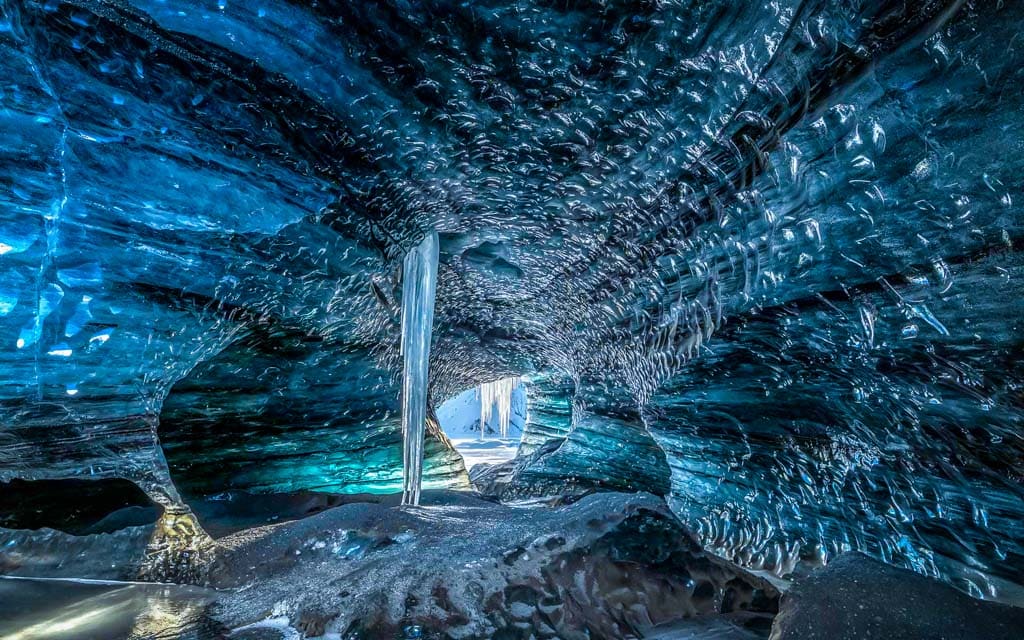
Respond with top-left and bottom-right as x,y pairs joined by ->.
0,577 -> 219,640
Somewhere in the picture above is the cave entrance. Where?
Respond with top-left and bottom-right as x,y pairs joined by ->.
437,377 -> 526,473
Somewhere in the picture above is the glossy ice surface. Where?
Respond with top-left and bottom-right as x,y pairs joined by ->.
0,0 -> 1021,604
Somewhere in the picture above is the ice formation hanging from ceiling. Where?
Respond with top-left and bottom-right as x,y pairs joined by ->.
478,377 -> 521,440
399,231 -> 439,506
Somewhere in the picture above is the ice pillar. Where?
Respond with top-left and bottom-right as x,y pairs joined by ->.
400,230 -> 439,506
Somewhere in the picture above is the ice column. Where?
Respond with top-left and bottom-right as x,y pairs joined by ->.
400,230 -> 439,506
479,377 -> 521,439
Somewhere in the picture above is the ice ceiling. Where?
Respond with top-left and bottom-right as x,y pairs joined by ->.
1,0 -> 1022,599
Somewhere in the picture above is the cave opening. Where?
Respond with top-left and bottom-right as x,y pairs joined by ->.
437,376 -> 528,473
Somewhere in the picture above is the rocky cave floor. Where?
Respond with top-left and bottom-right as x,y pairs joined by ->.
2,489 -> 1023,640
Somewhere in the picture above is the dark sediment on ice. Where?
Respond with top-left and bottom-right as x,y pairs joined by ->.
4,491 -> 1023,640
771,552 -> 1024,640
189,490 -> 411,539
208,491 -> 779,639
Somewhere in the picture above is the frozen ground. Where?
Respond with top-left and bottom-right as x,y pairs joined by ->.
3,494 -> 1024,639
207,491 -> 780,639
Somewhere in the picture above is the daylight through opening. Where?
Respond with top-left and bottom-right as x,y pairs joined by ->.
438,377 -> 527,472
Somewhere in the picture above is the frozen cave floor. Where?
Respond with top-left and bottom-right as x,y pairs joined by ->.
2,490 -> 1023,640
208,491 -> 781,640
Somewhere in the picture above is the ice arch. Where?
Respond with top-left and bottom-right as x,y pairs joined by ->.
159,328 -> 468,510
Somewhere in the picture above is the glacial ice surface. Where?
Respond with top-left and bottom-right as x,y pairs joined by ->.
0,0 -> 1022,605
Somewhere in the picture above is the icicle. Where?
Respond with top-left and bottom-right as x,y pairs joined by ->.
400,230 -> 439,506
479,377 -> 520,439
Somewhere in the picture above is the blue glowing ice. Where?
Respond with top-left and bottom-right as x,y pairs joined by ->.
0,0 -> 1021,603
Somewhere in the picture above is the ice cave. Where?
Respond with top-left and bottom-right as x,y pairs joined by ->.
1,1 -> 1023,638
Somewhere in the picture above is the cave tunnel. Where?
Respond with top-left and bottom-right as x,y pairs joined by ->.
1,0 -> 1024,638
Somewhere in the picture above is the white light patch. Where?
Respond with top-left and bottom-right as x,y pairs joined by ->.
5,601 -> 129,640
89,329 -> 113,344
47,344 -> 73,357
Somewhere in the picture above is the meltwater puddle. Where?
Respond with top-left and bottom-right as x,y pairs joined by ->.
0,576 -> 221,640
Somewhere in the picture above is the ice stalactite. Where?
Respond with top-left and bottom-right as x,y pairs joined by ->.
400,231 -> 439,506
479,377 -> 521,440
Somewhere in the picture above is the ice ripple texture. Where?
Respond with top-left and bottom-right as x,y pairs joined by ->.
0,0 -> 1021,600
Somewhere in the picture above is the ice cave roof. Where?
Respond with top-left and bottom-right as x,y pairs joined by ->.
0,0 -> 1021,596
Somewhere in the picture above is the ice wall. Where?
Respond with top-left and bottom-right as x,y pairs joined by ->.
516,374 -> 574,456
